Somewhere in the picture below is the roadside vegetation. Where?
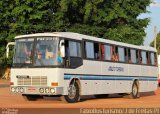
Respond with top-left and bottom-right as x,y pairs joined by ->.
0,0 -> 151,67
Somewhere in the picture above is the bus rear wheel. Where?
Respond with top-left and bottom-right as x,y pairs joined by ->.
61,81 -> 80,103
129,81 -> 139,99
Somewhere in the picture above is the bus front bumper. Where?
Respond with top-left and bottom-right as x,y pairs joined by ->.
10,86 -> 64,95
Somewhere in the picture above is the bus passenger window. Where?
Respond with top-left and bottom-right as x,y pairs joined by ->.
103,44 -> 112,61
69,41 -> 81,57
118,47 -> 125,62
64,40 -> 81,58
136,50 -> 139,64
141,51 -> 147,64
111,52 -> 115,61
139,57 -> 142,64
131,49 -> 136,64
155,53 -> 158,66
138,51 -> 142,64
128,49 -> 131,63
146,52 -> 150,65
101,44 -> 105,60
85,41 -> 94,59
150,52 -> 157,66
114,46 -> 119,61
64,40 -> 69,57
110,46 -> 114,61
151,52 -> 154,65
124,48 -> 128,63
94,43 -> 100,60
112,46 -> 119,61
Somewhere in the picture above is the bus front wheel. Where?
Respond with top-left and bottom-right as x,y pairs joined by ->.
61,81 -> 80,103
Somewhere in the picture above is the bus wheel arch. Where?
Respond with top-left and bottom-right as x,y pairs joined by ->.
61,78 -> 81,103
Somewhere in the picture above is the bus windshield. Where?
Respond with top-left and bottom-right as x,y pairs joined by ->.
13,37 -> 62,67
34,37 -> 59,66
13,38 -> 34,65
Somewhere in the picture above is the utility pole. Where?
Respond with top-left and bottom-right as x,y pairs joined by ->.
154,26 -> 157,49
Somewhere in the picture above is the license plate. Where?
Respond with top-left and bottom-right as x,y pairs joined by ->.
27,87 -> 37,93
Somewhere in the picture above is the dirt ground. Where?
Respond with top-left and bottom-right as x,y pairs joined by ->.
0,79 -> 160,114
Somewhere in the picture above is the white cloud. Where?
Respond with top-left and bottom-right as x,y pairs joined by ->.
150,0 -> 160,7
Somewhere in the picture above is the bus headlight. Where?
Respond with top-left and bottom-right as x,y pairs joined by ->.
11,87 -> 16,93
45,88 -> 49,93
50,88 -> 55,94
16,88 -> 19,93
39,88 -> 44,93
20,88 -> 24,93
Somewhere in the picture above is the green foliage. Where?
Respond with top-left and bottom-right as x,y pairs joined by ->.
0,0 -> 151,67
0,0 -> 53,68
67,0 -> 150,44
150,32 -> 160,54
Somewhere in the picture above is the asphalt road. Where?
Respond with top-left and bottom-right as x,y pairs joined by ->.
0,80 -> 160,114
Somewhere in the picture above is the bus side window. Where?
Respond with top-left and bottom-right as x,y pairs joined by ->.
85,41 -> 94,59
114,46 -> 119,61
124,48 -> 128,63
150,52 -> 157,66
128,49 -> 131,63
101,44 -> 105,60
136,50 -> 139,64
118,47 -> 125,62
131,49 -> 137,64
139,51 -> 142,64
68,41 -> 81,57
94,42 -> 100,60
154,53 -> 158,66
111,45 -> 114,61
64,40 -> 69,57
103,44 -> 112,61
111,46 -> 118,61
141,51 -> 147,64
146,52 -> 150,65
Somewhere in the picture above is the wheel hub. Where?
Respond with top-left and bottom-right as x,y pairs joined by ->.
133,84 -> 138,96
68,84 -> 76,99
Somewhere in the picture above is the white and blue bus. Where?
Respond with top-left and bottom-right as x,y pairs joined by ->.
8,32 -> 158,103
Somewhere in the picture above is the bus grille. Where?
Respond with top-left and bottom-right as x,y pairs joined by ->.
17,76 -> 47,86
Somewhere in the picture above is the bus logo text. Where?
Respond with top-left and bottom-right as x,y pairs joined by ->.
108,66 -> 124,72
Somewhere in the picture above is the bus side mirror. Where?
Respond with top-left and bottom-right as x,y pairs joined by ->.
6,42 -> 15,58
59,40 -> 65,58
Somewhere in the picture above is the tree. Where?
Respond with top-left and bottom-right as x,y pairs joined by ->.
150,32 -> 160,55
64,0 -> 151,45
0,0 -> 151,67
0,0 -> 53,67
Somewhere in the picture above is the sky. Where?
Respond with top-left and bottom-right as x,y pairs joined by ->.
140,0 -> 160,46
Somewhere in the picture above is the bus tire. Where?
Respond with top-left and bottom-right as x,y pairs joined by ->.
22,94 -> 39,101
60,81 -> 80,103
129,81 -> 139,99
94,94 -> 109,99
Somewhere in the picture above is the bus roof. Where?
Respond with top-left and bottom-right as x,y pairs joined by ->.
15,32 -> 156,52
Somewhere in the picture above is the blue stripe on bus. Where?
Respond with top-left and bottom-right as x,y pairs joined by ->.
64,75 -> 157,81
